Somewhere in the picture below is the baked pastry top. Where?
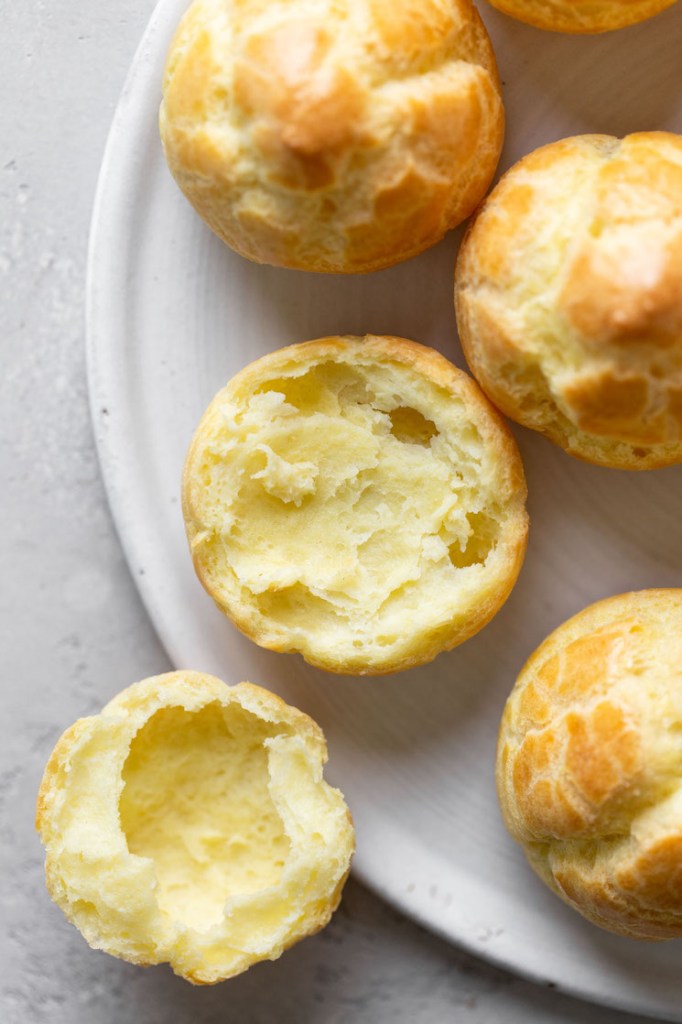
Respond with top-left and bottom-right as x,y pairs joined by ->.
160,0 -> 504,272
486,0 -> 677,33
455,132 -> 682,470
36,672 -> 354,983
182,335 -> 528,675
497,590 -> 682,939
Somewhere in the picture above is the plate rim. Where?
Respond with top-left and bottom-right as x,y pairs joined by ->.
85,1 -> 682,1017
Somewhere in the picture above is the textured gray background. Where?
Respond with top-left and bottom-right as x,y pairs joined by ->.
0,2 -> 664,1021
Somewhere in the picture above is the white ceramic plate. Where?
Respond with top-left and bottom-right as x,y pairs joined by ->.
87,0 -> 682,1017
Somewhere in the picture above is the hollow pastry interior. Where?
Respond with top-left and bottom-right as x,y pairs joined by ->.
497,590 -> 682,939
486,0 -> 677,34
182,336 -> 528,674
36,672 -> 354,983
455,132 -> 682,469
120,702 -> 291,932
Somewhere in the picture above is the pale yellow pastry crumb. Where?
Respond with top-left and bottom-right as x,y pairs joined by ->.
36,671 -> 354,983
182,335 -> 528,675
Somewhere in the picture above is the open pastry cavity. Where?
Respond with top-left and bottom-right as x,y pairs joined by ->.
184,339 -> 527,672
119,701 -> 290,933
36,673 -> 355,983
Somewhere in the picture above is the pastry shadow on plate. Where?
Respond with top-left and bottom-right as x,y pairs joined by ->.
206,227 -> 467,366
483,3 -> 682,155
500,841 -> 682,987
93,926 -> 332,1015
257,577 -> 536,759
573,903 -> 682,976
516,428 -> 682,578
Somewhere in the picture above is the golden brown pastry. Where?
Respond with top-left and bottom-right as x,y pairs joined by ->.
486,0 -> 677,33
455,133 -> 682,470
497,590 -> 682,939
182,335 -> 528,675
159,0 -> 504,273
36,671 -> 354,983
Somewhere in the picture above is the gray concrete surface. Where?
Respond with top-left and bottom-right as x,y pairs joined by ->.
0,2 -> 664,1021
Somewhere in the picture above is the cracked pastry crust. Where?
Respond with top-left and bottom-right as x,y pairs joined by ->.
182,335 -> 528,675
455,133 -> 682,470
496,590 -> 682,939
36,671 -> 354,984
159,0 -> 504,273
486,0 -> 677,33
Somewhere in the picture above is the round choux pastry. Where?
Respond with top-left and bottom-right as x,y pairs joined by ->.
182,335 -> 528,675
497,590 -> 682,939
36,672 -> 354,983
486,0 -> 677,33
455,132 -> 682,470
159,0 -> 504,273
